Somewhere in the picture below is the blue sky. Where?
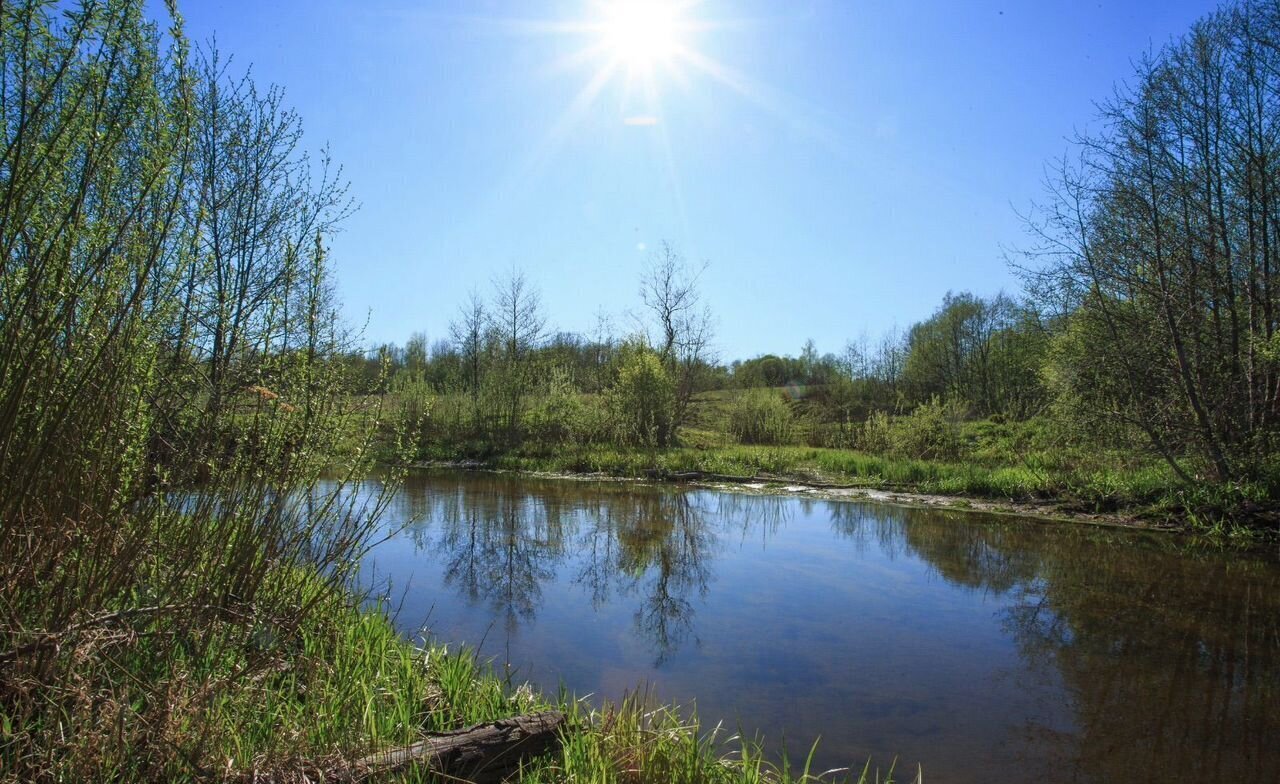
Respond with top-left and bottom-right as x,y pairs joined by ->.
175,0 -> 1218,360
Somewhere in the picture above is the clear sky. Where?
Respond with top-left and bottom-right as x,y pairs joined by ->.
174,0 -> 1219,360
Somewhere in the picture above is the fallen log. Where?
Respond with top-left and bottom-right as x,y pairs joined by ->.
351,710 -> 566,782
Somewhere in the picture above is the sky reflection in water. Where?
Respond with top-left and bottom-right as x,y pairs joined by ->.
353,469 -> 1280,784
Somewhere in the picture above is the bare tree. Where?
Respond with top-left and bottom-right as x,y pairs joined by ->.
491,268 -> 545,362
450,289 -> 488,419
639,243 -> 716,428
489,268 -> 546,440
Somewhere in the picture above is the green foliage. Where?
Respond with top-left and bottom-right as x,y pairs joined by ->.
898,292 -> 1047,418
1040,309 -> 1153,453
0,3 -> 403,778
526,365 -> 604,446
856,398 -> 965,461
728,389 -> 797,445
393,373 -> 435,449
608,345 -> 678,448
1027,2 -> 1280,483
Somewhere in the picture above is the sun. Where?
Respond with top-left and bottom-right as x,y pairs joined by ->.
599,1 -> 685,71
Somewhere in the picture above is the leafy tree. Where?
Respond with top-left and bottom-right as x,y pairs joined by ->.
901,292 -> 1047,418
609,345 -> 676,447
1024,2 -> 1280,481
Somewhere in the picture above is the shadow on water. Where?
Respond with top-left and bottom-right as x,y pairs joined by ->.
355,469 -> 1280,783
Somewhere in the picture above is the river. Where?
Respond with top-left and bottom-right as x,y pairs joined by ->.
351,468 -> 1280,783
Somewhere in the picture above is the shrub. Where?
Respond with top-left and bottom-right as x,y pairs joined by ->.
608,347 -> 676,447
893,397 -> 965,460
0,8 -> 401,776
526,367 -> 588,445
728,389 -> 795,445
857,410 -> 895,454
855,398 -> 965,460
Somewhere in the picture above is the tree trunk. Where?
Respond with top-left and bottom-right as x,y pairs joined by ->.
235,711 -> 566,783
355,711 -> 565,782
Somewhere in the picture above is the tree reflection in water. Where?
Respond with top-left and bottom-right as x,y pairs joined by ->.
405,474 -> 722,662
380,470 -> 1280,782
892,508 -> 1280,782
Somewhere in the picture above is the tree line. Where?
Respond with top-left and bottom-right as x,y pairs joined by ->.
358,244 -> 716,451
359,271 -> 1056,456
365,1 -> 1280,493
1025,0 -> 1280,484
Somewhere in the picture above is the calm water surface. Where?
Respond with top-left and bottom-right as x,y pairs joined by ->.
353,469 -> 1280,783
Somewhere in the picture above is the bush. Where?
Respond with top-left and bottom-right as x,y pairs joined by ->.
893,397 -> 965,460
0,5 -> 399,775
392,374 -> 435,447
728,390 -> 796,445
608,347 -> 676,447
855,398 -> 965,460
526,367 -> 590,445
857,410 -> 895,454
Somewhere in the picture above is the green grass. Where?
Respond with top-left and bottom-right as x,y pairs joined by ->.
395,389 -> 1275,533
416,441 -> 1271,535
521,690 -> 908,784
197,582 -> 905,783
474,441 -> 1159,504
5,562 -> 904,782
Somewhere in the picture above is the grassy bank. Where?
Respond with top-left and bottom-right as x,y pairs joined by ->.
76,576 -> 898,782
392,389 -> 1276,535
3,562 -> 900,783
412,441 -> 1273,535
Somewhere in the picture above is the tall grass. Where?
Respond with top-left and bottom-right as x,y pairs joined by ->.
469,440 -> 1274,533
522,690 -> 904,784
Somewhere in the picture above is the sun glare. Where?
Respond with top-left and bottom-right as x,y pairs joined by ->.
600,1 -> 683,70
493,0 -> 832,212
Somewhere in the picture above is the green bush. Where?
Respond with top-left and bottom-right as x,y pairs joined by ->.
524,367 -> 578,444
608,346 -> 676,447
855,398 -> 965,460
893,397 -> 966,460
857,410 -> 895,454
409,391 -> 470,446
727,389 -> 796,445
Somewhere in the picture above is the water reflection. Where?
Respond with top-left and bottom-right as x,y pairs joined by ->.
894,510 -> 1280,781
365,470 -> 1280,783
994,532 -> 1278,780
399,475 -> 717,663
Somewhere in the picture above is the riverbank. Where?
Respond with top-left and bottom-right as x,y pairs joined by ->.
264,597 -> 881,784
407,442 -> 1277,541
416,458 -> 1159,530
2,560 -> 882,783
207,593 -> 897,783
